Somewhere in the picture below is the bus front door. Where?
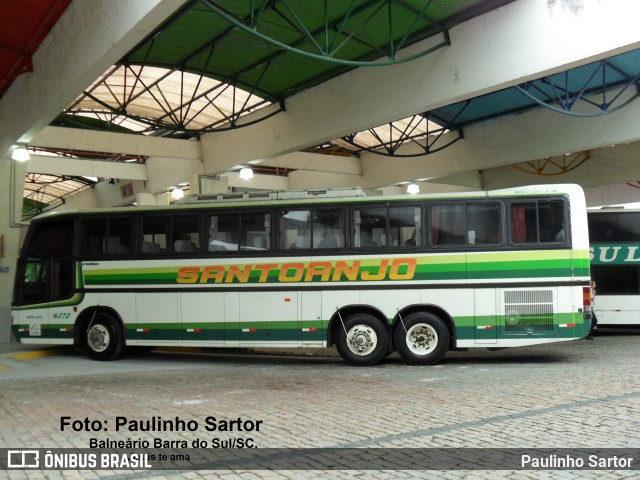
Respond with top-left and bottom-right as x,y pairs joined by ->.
13,256 -> 50,341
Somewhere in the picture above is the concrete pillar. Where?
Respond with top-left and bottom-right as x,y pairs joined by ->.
0,156 -> 28,343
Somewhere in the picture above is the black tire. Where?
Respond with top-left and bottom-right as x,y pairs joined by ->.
394,312 -> 449,365
84,313 -> 124,361
335,313 -> 390,366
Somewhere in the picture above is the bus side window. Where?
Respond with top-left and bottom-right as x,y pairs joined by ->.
142,216 -> 169,253
279,210 -> 311,250
108,217 -> 135,254
353,207 -> 385,249
81,219 -> 107,255
389,206 -> 421,247
16,257 -> 48,304
511,201 -> 566,244
209,214 -> 239,251
27,220 -> 74,255
430,205 -> 465,246
81,217 -> 134,255
173,215 -> 201,253
511,203 -> 537,243
540,201 -> 567,243
51,259 -> 74,300
467,203 -> 502,245
240,213 -> 271,251
313,209 -> 345,249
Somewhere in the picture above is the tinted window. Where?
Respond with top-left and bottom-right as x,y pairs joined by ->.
591,265 -> 640,294
354,207 -> 386,248
354,206 -> 420,248
430,205 -> 465,246
108,217 -> 135,254
14,256 -> 74,304
15,257 -> 48,304
279,210 -> 311,250
312,209 -> 345,249
390,206 -> 421,247
279,208 -> 345,250
468,204 -> 502,245
430,203 -> 502,247
80,217 -> 135,255
588,212 -> 640,243
80,219 -> 106,255
28,220 -> 74,255
511,200 -> 566,244
240,213 -> 271,251
209,213 -> 239,252
141,216 -> 169,253
51,258 -> 74,300
173,215 -> 201,253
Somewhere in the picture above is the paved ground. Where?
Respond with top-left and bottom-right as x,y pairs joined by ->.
1,328 -> 639,479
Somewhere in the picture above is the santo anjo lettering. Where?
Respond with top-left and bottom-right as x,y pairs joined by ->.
177,258 -> 417,284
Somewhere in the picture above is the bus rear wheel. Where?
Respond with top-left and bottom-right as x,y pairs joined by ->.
84,313 -> 124,361
335,313 -> 389,366
394,312 -> 449,365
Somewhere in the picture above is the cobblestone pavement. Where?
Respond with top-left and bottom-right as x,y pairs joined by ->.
1,328 -> 639,480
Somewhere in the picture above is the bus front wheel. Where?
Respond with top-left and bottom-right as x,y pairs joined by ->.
335,313 -> 389,366
84,313 -> 124,361
394,312 -> 448,365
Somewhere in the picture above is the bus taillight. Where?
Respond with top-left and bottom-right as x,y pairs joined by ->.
583,286 -> 593,321
583,287 -> 592,307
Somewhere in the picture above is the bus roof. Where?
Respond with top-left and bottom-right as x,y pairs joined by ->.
588,207 -> 640,214
28,184 -> 584,221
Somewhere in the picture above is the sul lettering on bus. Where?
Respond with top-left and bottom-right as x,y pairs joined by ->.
590,245 -> 640,264
176,258 -> 417,284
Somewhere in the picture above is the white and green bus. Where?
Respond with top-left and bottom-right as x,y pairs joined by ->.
12,184 -> 592,366
588,208 -> 640,325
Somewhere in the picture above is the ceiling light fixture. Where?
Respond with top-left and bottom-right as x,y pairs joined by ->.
407,183 -> 420,195
12,146 -> 30,162
239,167 -> 254,180
171,188 -> 184,200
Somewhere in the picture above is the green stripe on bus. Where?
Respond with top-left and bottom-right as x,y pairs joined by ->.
12,292 -> 85,311
82,254 -> 588,286
14,311 -> 586,344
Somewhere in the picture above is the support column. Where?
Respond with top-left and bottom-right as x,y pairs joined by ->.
0,156 -> 28,343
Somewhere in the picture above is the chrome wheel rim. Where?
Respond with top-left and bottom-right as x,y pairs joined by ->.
346,324 -> 378,356
87,324 -> 109,353
405,323 -> 437,355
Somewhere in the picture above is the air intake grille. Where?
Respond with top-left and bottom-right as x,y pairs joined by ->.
504,290 -> 554,332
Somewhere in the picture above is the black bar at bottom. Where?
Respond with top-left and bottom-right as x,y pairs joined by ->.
1,448 -> 638,471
